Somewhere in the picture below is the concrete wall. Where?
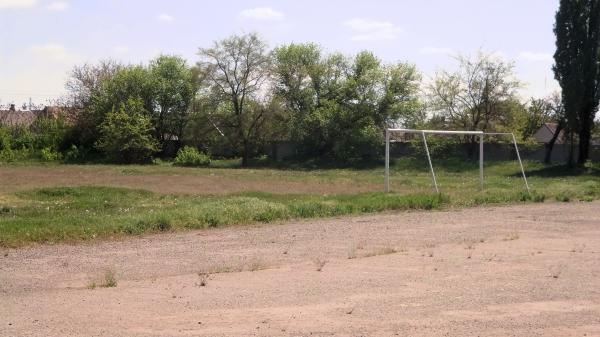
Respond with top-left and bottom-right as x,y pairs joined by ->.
390,142 -> 600,162
266,141 -> 600,162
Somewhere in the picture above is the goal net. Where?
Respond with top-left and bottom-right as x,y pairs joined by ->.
384,129 -> 529,193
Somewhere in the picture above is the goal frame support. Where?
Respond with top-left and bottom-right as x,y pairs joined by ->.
384,129 -> 530,193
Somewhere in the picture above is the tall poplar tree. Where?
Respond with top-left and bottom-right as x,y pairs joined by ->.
553,0 -> 600,164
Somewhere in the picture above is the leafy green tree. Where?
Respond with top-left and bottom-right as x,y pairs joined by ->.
197,33 -> 271,166
149,55 -> 197,145
272,43 -> 322,115
81,65 -> 155,152
96,98 -> 159,163
553,0 -> 600,164
273,45 -> 422,160
78,56 -> 196,156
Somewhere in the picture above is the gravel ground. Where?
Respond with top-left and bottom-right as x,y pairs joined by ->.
1,201 -> 600,336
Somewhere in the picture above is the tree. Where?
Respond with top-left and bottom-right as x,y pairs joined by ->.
65,60 -> 124,152
272,43 -> 322,115
544,92 -> 568,164
522,98 -> 552,141
273,44 -> 422,160
428,51 -> 521,155
79,65 -> 155,152
66,60 -> 123,108
149,55 -> 197,146
197,33 -> 271,166
79,56 -> 196,156
96,98 -> 158,163
553,0 -> 600,164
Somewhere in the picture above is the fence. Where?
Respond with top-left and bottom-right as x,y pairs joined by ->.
266,141 -> 600,162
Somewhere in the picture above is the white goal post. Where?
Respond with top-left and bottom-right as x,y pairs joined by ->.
384,129 -> 530,193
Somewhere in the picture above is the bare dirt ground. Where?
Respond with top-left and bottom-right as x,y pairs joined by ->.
0,165 -> 377,195
1,201 -> 600,336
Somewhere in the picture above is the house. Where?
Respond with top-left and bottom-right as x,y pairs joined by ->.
533,123 -> 564,144
0,105 -> 77,128
0,104 -> 42,127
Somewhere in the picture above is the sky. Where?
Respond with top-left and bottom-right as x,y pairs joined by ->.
0,0 -> 560,107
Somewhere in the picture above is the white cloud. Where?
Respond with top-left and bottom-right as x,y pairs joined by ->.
419,47 -> 454,55
519,51 -> 553,63
29,43 -> 79,63
46,1 -> 68,11
157,13 -> 174,22
239,7 -> 284,21
0,0 -> 37,9
343,18 -> 403,41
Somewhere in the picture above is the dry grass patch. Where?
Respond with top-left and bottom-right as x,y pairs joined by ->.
463,237 -> 485,250
200,258 -> 271,276
363,246 -> 399,258
246,257 -> 269,272
87,268 -> 117,289
503,232 -> 520,241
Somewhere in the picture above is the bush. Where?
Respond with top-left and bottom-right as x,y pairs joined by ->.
31,117 -> 70,152
0,126 -> 11,151
39,147 -> 62,162
0,148 -> 32,162
0,117 -> 72,162
63,145 -> 81,162
174,146 -> 211,167
95,98 -> 159,163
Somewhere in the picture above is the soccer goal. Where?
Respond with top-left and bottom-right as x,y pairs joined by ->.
384,129 -> 530,193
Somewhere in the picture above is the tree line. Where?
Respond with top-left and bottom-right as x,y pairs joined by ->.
1,1 -> 598,166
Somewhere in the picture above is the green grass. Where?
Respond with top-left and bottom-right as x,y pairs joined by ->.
1,157 -> 599,247
0,186 -> 447,247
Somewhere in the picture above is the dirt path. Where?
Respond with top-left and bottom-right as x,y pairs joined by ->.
2,202 -> 600,336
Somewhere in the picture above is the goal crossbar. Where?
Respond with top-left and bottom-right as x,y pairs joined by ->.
384,129 -> 530,193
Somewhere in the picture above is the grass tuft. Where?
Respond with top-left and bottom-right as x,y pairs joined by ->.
87,268 -> 117,289
101,268 -> 118,288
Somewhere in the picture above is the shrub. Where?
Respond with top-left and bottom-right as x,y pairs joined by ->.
0,149 -> 15,162
0,126 -> 11,151
95,98 -> 159,163
0,117 -> 72,162
174,146 -> 211,167
39,147 -> 62,162
0,147 -> 32,162
31,117 -> 69,152
63,145 -> 81,162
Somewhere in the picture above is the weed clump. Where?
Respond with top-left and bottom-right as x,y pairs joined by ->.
555,191 -> 573,202
173,146 -> 211,167
87,268 -> 117,289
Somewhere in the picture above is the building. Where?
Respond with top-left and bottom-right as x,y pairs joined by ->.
533,123 -> 564,144
0,105 -> 76,128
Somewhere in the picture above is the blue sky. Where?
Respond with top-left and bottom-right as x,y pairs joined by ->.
0,0 -> 559,106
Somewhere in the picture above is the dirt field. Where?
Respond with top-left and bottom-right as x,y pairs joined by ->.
1,201 -> 600,336
0,165 -> 378,195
